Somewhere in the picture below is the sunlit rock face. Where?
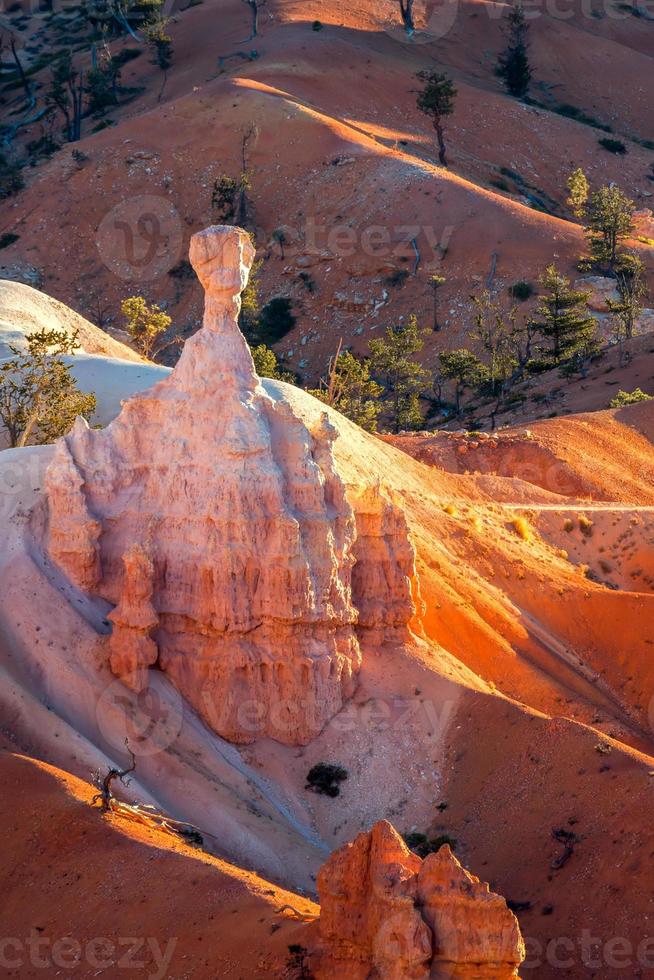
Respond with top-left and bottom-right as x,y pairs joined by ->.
313,820 -> 525,979
44,226 -> 419,745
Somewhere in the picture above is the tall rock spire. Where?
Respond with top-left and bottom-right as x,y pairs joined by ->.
45,225 -> 361,745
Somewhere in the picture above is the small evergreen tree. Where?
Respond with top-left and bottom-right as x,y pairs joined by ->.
470,291 -> 519,396
211,173 -> 251,225
239,256 -> 262,338
608,255 -> 647,364
416,71 -> 457,167
250,343 -> 294,382
566,167 -> 589,219
144,16 -> 173,70
531,265 -> 596,366
369,316 -> 431,432
438,348 -> 488,415
85,42 -> 121,115
496,2 -> 531,98
0,329 -> 96,447
585,185 -> 634,273
121,296 -> 172,358
47,50 -> 84,142
257,297 -> 296,344
309,348 -> 382,432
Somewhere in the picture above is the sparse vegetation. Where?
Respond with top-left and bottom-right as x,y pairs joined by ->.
369,316 -> 431,432
121,295 -> 172,359
531,266 -> 597,371
496,1 -> 531,98
0,328 -> 96,448
416,70 -> 457,167
511,516 -> 532,541
144,16 -> 173,70
598,137 -> 627,155
250,343 -> 294,382
211,172 -> 251,224
609,388 -> 652,408
257,296 -> 296,344
306,763 -> 348,797
309,348 -> 382,432
403,831 -> 457,857
509,281 -> 534,301
438,348 -> 487,415
578,515 -> 594,537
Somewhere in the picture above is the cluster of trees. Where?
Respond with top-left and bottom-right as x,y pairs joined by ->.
309,317 -> 430,433
0,0 -> 173,186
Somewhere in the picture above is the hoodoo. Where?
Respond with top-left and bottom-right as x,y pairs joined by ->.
312,820 -> 525,979
43,226 -> 418,745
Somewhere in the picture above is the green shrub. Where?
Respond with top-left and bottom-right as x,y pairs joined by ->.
312,19 -> 323,30
403,831 -> 457,857
0,233 -> 19,250
609,388 -> 652,408
258,296 -> 296,343
598,137 -> 627,155
305,763 -> 348,797
509,280 -> 534,301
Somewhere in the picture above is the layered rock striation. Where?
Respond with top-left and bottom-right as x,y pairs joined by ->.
313,820 -> 525,979
43,226 -> 419,745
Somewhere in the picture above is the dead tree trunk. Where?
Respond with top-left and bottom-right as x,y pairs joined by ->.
92,740 -> 136,812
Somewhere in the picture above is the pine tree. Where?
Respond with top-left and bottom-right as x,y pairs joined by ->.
121,296 -> 172,359
369,316 -> 431,432
496,2 -> 531,98
309,348 -> 382,432
608,255 -> 647,364
470,291 -> 519,396
144,16 -> 173,71
585,186 -> 634,273
0,329 -> 96,448
566,168 -> 589,219
532,265 -> 597,366
416,71 -> 457,167
47,50 -> 84,142
250,343 -> 294,382
438,348 -> 488,415
85,39 -> 121,115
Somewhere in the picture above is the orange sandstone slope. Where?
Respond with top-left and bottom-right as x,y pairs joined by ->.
2,368 -> 654,978
2,0 -> 653,391
0,751 -> 317,980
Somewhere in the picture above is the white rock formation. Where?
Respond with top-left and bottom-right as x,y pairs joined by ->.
43,226 -> 419,745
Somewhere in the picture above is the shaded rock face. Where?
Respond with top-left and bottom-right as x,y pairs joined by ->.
44,226 -> 418,745
313,821 -> 525,979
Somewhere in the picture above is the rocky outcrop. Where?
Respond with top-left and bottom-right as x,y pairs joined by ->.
312,821 -> 525,979
43,226 -> 419,745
